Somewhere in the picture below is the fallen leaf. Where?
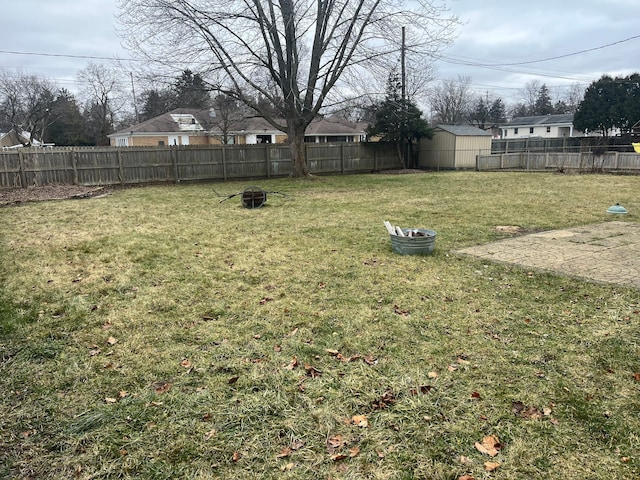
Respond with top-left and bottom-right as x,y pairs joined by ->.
410,385 -> 432,395
118,391 -> 128,398
304,364 -> 322,378
150,401 -> 163,406
457,357 -> 470,365
285,327 -> 299,338
428,371 -> 439,379
634,372 -> 640,382
280,462 -> 294,471
180,359 -> 191,368
102,320 -> 112,329
276,447 -> 292,458
363,354 -> 377,365
89,347 -> 101,356
106,336 -> 118,345
351,414 -> 368,427
471,391 -> 481,399
475,435 -> 501,457
372,389 -> 396,410
331,453 -> 347,461
228,376 -> 239,384
522,406 -> 542,420
327,434 -> 345,454
105,397 -> 117,404
204,429 -> 217,440
484,461 -> 501,471
286,438 -> 302,450
274,344 -> 282,352
512,401 -> 542,420
458,476 -> 476,480
259,297 -> 273,305
348,446 -> 360,457
152,381 -> 172,394
284,357 -> 299,370
232,451 -> 241,462
394,304 -> 410,316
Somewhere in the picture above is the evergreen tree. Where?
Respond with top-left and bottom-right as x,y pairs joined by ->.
367,71 -> 433,168
45,89 -> 89,146
574,74 -> 640,136
489,98 -> 506,123
469,98 -> 489,129
140,88 -> 175,120
174,70 -> 211,109
534,84 -> 553,115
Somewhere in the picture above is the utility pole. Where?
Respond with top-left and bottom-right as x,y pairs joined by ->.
401,27 -> 408,168
401,27 -> 406,101
130,72 -> 139,124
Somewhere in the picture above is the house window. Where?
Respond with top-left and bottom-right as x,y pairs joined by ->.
256,134 -> 272,143
158,140 -> 165,146
514,128 -> 518,134
546,126 -> 551,133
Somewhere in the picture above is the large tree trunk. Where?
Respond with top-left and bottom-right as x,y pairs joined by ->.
288,125 -> 310,177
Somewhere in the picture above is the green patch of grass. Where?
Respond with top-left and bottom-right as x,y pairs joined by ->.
2,172 -> 640,479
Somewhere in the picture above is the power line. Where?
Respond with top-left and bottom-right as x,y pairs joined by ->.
0,49 -> 137,62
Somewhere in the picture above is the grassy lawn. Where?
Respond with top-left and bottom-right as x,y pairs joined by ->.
1,171 -> 640,479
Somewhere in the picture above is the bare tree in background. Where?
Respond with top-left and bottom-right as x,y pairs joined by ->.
429,75 -> 473,125
117,0 -> 457,177
0,70 -> 57,146
77,63 -> 127,145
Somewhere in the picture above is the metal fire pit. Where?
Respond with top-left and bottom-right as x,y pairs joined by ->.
241,186 -> 267,208
390,228 -> 437,255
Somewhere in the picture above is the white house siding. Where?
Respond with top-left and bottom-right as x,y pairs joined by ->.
502,124 -> 575,139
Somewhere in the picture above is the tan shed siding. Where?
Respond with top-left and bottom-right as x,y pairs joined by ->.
454,135 -> 492,169
429,131 -> 456,169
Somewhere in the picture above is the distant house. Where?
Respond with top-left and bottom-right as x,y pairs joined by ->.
501,114 -> 584,139
108,108 -> 366,147
419,125 -> 492,170
0,128 -> 42,148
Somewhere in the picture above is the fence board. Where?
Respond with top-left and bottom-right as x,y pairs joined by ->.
477,152 -> 640,171
0,142 -> 406,189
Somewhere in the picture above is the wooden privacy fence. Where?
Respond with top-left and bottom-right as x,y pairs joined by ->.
477,151 -> 640,172
0,143 -> 401,189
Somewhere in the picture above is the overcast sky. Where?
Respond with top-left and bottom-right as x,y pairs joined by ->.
1,0 -> 638,108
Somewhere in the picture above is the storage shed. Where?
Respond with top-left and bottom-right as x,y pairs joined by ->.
419,125 -> 492,170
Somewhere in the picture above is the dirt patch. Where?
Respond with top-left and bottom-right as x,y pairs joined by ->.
376,169 -> 427,175
0,185 -> 110,207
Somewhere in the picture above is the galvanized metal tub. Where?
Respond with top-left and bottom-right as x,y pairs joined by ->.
390,229 -> 437,255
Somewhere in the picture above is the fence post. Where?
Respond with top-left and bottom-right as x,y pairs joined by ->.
172,147 -> 180,183
17,149 -> 26,187
265,145 -> 271,179
221,145 -> 228,181
373,146 -> 377,171
117,148 -> 125,186
340,143 -> 345,174
71,149 -> 79,185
